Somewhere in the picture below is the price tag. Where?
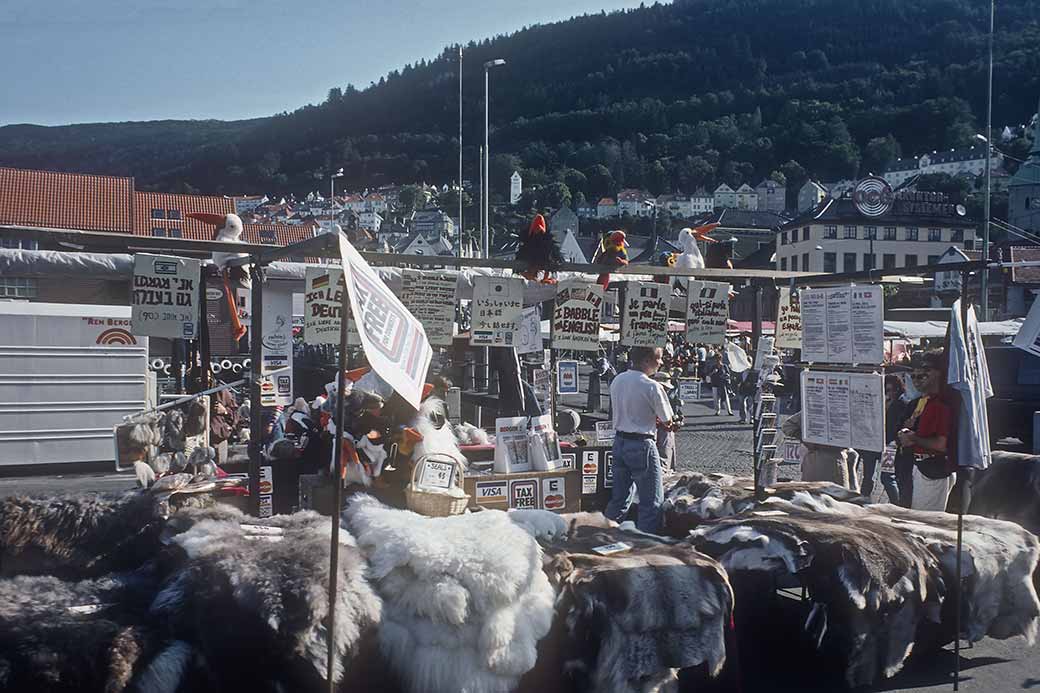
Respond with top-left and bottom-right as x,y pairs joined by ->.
595,421 -> 615,443
592,541 -> 632,556
417,459 -> 455,490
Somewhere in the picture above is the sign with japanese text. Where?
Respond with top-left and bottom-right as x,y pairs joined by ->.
622,281 -> 670,347
552,280 -> 604,351
686,280 -> 730,345
775,287 -> 802,350
131,254 -> 201,339
470,277 -> 524,347
401,270 -> 457,346
338,236 -> 432,409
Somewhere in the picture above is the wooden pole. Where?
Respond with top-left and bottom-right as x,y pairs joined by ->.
326,275 -> 351,693
248,264 -> 264,516
953,270 -> 970,690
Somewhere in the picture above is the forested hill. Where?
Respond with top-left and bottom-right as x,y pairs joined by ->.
2,0 -> 1039,205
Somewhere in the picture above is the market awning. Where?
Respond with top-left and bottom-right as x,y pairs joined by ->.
883,319 -> 1024,339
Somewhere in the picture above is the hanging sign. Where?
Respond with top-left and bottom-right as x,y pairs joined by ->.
471,277 -> 524,347
800,370 -> 884,452
552,280 -> 604,351
131,254 -> 201,339
934,247 -> 971,295
799,285 -> 883,364
337,235 -> 432,409
686,280 -> 730,345
304,267 -> 359,346
557,360 -> 579,394
775,287 -> 802,350
260,286 -> 294,407
401,270 -> 457,346
515,306 -> 542,355
622,281 -> 670,347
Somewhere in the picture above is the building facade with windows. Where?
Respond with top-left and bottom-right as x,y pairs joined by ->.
775,192 -> 978,274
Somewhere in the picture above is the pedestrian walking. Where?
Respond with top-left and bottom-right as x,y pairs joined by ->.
735,369 -> 758,424
704,350 -> 733,416
605,346 -> 674,533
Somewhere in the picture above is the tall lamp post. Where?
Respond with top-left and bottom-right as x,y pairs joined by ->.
330,167 -> 344,202
980,0 -> 995,319
482,58 -> 506,259
458,46 -> 464,258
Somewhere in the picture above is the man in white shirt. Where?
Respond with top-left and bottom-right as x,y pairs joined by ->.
605,346 -> 674,533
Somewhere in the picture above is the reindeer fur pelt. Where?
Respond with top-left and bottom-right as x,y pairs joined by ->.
538,526 -> 733,693
690,493 -> 943,687
969,451 -> 1040,535
0,569 -> 164,692
151,506 -> 382,690
0,493 -> 167,579
411,397 -> 468,468
662,472 -> 865,535
343,495 -> 554,693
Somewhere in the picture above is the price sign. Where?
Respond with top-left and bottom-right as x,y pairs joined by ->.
417,459 -> 456,490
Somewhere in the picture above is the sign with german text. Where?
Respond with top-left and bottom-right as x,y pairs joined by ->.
304,267 -> 356,345
686,280 -> 730,345
131,254 -> 201,339
338,236 -> 432,409
622,282 -> 670,347
471,277 -> 524,347
552,280 -> 604,351
401,270 -> 457,346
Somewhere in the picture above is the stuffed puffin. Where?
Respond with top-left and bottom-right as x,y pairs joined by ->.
592,229 -> 629,289
516,213 -> 563,284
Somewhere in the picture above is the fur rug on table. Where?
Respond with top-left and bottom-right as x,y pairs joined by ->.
150,506 -> 382,691
539,525 -> 733,693
661,473 -> 865,536
969,451 -> 1040,536
343,496 -> 554,693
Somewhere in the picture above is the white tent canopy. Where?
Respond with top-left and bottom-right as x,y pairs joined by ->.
884,319 -> 1023,339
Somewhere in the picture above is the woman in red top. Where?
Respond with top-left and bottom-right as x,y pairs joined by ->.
897,350 -> 955,511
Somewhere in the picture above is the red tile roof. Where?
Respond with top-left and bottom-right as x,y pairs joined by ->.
243,223 -> 315,247
133,191 -> 235,239
1010,246 -> 1040,285
0,166 -> 134,232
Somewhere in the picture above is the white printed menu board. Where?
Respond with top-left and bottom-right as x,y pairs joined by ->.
799,286 -> 883,364
621,282 -> 670,347
686,280 -> 730,345
471,277 -> 524,347
801,370 -> 884,452
401,270 -> 457,346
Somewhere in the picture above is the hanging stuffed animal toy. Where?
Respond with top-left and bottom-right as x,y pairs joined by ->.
188,212 -> 250,341
675,223 -> 720,271
592,229 -> 629,289
517,213 -> 563,284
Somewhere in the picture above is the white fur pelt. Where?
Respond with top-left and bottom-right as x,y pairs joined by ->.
343,495 -> 554,693
542,526 -> 733,693
455,422 -> 491,446
152,506 -> 381,690
411,398 -> 468,468
690,495 -> 943,687
508,509 -> 569,542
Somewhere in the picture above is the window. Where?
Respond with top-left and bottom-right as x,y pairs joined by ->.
883,253 -> 896,270
260,230 -> 278,244
0,238 -> 37,250
864,253 -> 876,270
802,227 -> 810,241
824,225 -> 837,239
780,257 -> 788,271
963,239 -> 975,250
151,208 -> 165,219
865,226 -> 878,240
905,255 -> 918,268
151,227 -> 166,237
791,255 -> 799,271
0,276 -> 37,298
928,255 -> 940,265
884,226 -> 897,240
167,209 -> 181,220
928,228 -> 942,241
843,252 -> 857,273
844,225 -> 857,239
951,229 -> 964,242
905,227 -> 919,241
823,252 -> 837,273
802,252 -> 810,272
780,231 -> 787,246
168,227 -> 183,238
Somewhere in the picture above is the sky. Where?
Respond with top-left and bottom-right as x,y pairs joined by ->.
0,0 -> 648,127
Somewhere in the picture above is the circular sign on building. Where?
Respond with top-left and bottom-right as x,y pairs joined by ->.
853,176 -> 894,217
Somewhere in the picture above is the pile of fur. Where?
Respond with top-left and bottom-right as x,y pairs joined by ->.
540,525 -> 733,693
968,451 -> 1040,536
343,495 -> 554,693
661,472 -> 865,535
150,505 -> 383,690
689,492 -> 1040,687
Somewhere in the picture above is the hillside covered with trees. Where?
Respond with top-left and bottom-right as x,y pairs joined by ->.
1,0 -> 1038,211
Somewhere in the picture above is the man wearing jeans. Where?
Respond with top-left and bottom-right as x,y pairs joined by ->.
605,346 -> 674,533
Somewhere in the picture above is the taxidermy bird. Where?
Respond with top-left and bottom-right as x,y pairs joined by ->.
188,212 -> 249,341
592,230 -> 629,289
516,213 -> 563,284
675,223 -> 720,271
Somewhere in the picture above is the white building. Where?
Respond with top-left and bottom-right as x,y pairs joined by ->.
617,189 -> 654,217
882,146 -> 1003,187
713,184 -> 736,209
754,180 -> 786,213
510,171 -> 522,205
596,197 -> 618,219
734,184 -> 758,210
359,210 -> 383,233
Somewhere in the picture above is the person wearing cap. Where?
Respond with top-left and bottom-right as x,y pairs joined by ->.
606,346 -> 674,533
898,350 -> 955,511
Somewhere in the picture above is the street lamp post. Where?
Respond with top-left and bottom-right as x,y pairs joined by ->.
458,46 -> 463,258
330,168 -> 344,202
981,0 -> 995,319
482,58 -> 506,259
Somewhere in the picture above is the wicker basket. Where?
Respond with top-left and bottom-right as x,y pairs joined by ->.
404,454 -> 470,517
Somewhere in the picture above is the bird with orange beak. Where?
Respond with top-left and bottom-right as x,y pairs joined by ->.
188,212 -> 250,341
592,229 -> 629,289
675,222 -> 719,271
516,213 -> 563,284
